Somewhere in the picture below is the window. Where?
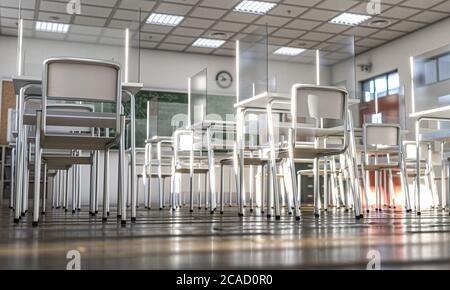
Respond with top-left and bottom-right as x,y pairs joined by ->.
371,113 -> 382,124
438,54 -> 450,81
361,71 -> 399,102
424,59 -> 437,85
388,72 -> 400,95
416,52 -> 450,86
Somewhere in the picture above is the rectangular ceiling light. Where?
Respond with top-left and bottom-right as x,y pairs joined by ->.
146,13 -> 184,26
274,47 -> 305,56
329,12 -> 372,26
234,0 -> 277,15
35,21 -> 69,33
192,38 -> 225,49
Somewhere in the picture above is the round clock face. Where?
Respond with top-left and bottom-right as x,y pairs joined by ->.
216,70 -> 233,89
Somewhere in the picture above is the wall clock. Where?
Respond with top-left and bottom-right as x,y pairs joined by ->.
215,70 -> 233,89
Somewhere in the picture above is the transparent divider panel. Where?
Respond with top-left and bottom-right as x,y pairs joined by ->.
267,47 -> 317,95
20,17 -> 139,82
412,44 -> 450,115
238,25 -> 268,102
146,92 -> 189,140
189,68 -> 207,126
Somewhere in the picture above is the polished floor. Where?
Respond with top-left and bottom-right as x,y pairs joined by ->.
1,203 -> 450,270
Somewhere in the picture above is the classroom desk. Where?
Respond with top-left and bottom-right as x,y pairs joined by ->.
234,91 -> 360,217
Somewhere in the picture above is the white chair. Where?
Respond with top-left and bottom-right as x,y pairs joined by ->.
32,58 -> 124,226
276,85 -> 351,220
363,124 -> 412,213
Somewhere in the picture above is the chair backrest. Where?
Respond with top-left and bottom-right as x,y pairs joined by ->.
364,124 -> 400,148
42,58 -> 121,133
44,58 -> 120,102
403,141 -> 429,160
293,85 -> 347,121
291,84 -> 348,148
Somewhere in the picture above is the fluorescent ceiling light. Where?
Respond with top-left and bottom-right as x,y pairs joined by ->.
35,21 -> 69,33
146,13 -> 184,26
274,47 -> 305,56
234,0 -> 276,15
329,12 -> 372,26
192,38 -> 225,49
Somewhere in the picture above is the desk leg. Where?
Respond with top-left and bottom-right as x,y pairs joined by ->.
119,115 -> 127,225
14,89 -> 25,222
266,104 -> 281,220
442,143 -> 446,211
130,93 -> 137,222
206,127 -> 217,213
415,120 -> 421,215
236,107 -> 245,217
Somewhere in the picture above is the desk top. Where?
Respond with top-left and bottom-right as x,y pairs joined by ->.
410,106 -> 450,119
235,91 -> 360,110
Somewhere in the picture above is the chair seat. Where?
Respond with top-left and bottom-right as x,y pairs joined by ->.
42,135 -> 117,150
24,109 -> 123,128
364,163 -> 399,171
279,146 -> 346,159
220,157 -> 269,166
175,168 -> 208,174
43,154 -> 91,170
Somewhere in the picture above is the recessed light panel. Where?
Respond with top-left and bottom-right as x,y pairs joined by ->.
274,47 -> 305,56
35,21 -> 69,33
146,13 -> 184,27
234,0 -> 277,15
329,13 -> 372,26
192,38 -> 225,49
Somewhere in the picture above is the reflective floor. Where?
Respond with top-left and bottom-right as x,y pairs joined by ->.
1,203 -> 450,270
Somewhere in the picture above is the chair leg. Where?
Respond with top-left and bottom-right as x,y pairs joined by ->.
147,175 -> 152,210
313,158 -> 320,217
32,111 -> 42,226
64,170 -> 69,212
42,163 -> 47,215
89,152 -> 95,215
102,149 -> 110,222
220,164 -> 225,214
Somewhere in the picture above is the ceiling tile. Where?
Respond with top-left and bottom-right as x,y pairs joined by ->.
165,35 -> 196,45
255,15 -> 291,27
314,23 -> 351,34
300,9 -> 340,22
282,0 -> 322,6
430,1 -> 450,13
73,15 -> 107,27
409,11 -> 448,23
268,5 -> 307,18
159,43 -> 188,51
401,0 -> 444,9
388,20 -> 427,32
119,0 -> 156,11
370,29 -> 405,40
181,18 -> 215,28
223,12 -> 259,23
272,28 -> 306,39
302,31 -> 333,41
286,19 -> 322,30
172,27 -> 204,37
155,3 -> 193,16
199,0 -> 240,9
190,7 -> 227,19
212,21 -> 246,32
317,0 -> 360,11
381,6 -> 421,19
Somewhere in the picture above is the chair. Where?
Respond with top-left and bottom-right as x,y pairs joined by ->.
32,57 -> 123,226
363,124 -> 412,213
403,141 -> 438,210
275,85 -> 351,220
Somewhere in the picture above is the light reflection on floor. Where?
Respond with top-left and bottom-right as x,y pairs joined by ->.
1,204 -> 450,269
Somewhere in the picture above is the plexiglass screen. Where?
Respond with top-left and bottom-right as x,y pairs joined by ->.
412,44 -> 450,114
189,68 -> 207,126
18,8 -> 141,83
237,25 -> 268,102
